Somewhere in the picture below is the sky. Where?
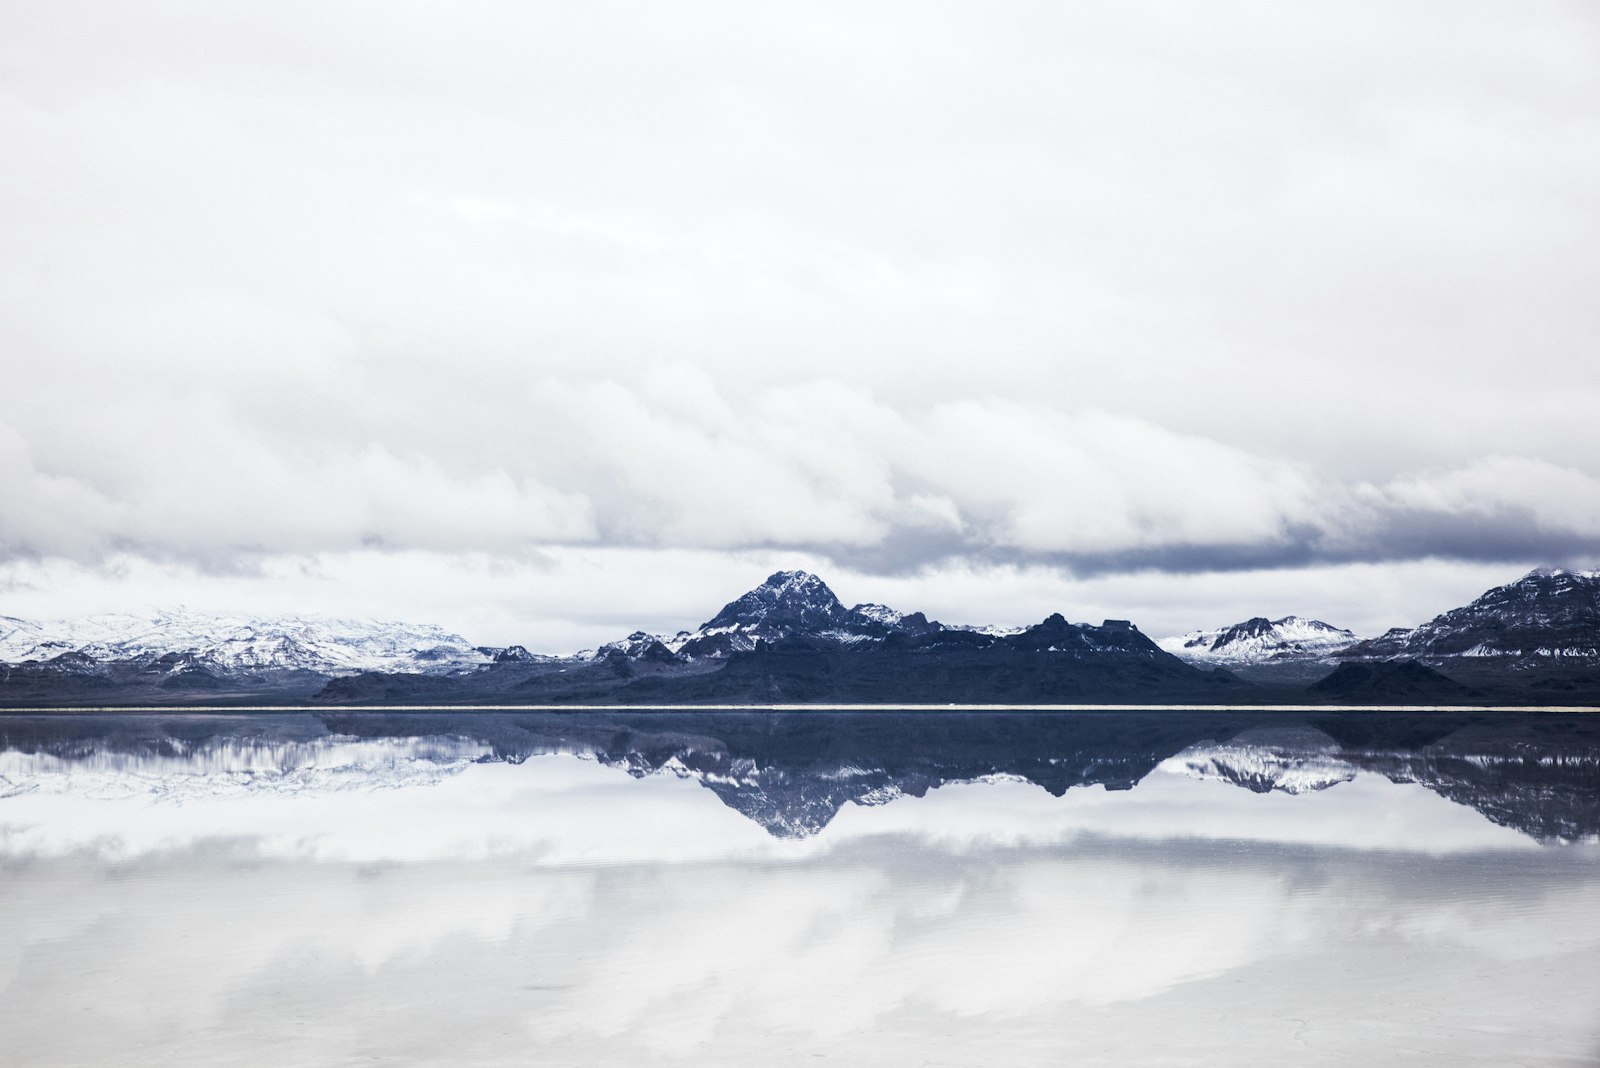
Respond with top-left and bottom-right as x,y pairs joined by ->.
2,1 -> 1598,650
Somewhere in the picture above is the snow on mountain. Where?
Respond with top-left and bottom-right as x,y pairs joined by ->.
0,609 -> 492,677
851,603 -> 905,627
945,623 -> 1029,638
1158,615 -> 1358,665
0,615 -> 78,663
699,570 -> 854,636
588,631 -> 685,663
654,570 -> 935,660
1340,567 -> 1600,664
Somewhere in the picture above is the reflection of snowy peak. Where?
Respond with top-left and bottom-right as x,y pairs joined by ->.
1340,568 -> 1600,664
1159,616 -> 1358,665
0,610 -> 492,677
0,735 -> 494,802
633,753 -> 928,838
4,712 -> 1597,843
1161,728 -> 1357,794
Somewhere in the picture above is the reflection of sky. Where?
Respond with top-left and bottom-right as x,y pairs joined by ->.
0,747 -> 1550,862
1,753 -> 1597,1065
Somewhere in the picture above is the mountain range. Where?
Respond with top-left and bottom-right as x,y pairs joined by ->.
2,567 -> 1599,707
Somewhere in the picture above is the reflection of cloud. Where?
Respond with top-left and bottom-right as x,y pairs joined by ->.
1,827 -> 1596,1065
0,752 -> 1543,865
0,754 -> 1595,1063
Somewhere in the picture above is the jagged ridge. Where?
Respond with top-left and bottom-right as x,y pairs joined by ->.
1341,568 -> 1600,664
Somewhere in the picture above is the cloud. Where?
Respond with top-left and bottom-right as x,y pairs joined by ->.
1,2 -> 1597,631
5,376 -> 1597,583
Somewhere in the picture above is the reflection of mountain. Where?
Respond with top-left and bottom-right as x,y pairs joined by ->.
1164,727 -> 1359,794
1,711 -> 1596,842
0,734 -> 494,802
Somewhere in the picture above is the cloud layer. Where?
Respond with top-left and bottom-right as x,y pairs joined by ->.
4,377 -> 1599,577
2,2 -> 1597,636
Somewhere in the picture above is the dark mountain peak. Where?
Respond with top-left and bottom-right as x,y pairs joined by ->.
1210,617 -> 1275,650
1518,565 -> 1600,584
494,645 -> 537,663
1005,613 -> 1169,659
701,570 -> 851,635
1499,566 -> 1600,596
1272,616 -> 1346,632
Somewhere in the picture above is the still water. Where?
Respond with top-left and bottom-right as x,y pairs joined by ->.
1,710 -> 1597,1066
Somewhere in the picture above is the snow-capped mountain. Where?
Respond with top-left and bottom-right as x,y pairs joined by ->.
606,570 -> 939,662
702,570 -> 855,636
591,631 -> 686,663
686,569 -> 915,652
10,565 -> 1598,707
1340,567 -> 1600,664
0,609 -> 491,678
1158,615 -> 1358,665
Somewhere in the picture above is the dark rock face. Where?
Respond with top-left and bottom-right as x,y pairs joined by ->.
1310,660 -> 1474,702
1210,617 -> 1277,649
701,570 -> 855,636
610,617 -> 1227,706
1344,568 -> 1600,664
315,672 -> 467,702
1002,614 -> 1164,657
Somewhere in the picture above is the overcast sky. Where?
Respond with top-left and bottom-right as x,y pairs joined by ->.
2,1 -> 1598,649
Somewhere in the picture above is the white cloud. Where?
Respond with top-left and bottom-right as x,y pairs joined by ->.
1,1 -> 1597,627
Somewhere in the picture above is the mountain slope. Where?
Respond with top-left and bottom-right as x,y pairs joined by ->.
597,570 -> 938,662
0,610 -> 491,678
1159,615 -> 1358,665
1340,568 -> 1600,664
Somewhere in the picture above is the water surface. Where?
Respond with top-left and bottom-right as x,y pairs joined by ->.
2,710 -> 1597,1066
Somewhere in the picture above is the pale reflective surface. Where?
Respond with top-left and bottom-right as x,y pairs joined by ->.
1,711 -> 1597,1066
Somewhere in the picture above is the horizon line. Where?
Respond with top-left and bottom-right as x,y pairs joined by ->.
0,704 -> 1594,714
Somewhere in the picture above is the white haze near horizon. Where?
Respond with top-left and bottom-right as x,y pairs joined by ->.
0,754 -> 1597,1066
2,2 -> 1598,648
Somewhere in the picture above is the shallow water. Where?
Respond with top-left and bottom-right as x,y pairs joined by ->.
1,710 -> 1597,1066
